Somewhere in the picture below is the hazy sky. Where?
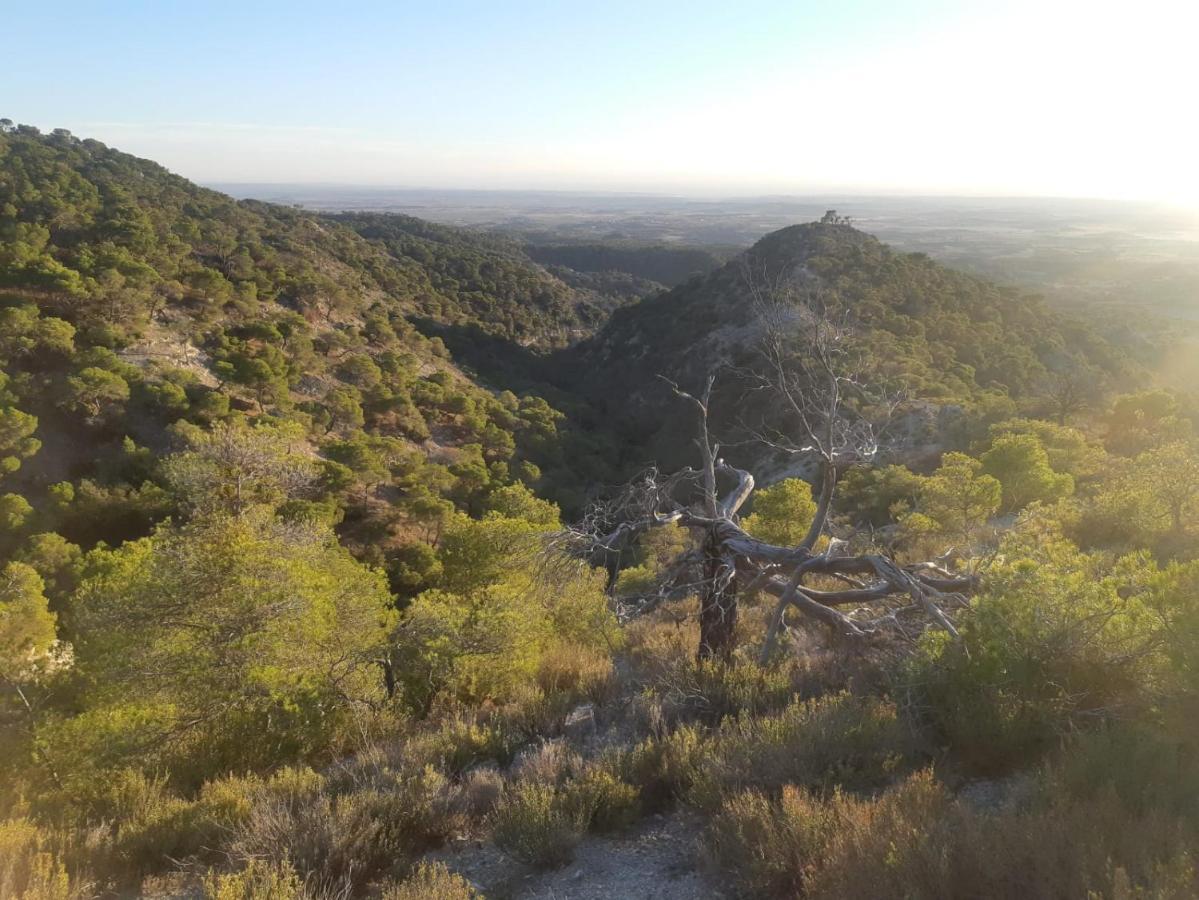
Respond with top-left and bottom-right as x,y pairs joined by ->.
6,0 -> 1197,202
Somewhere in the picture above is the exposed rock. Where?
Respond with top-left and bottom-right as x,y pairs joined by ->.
564,704 -> 597,742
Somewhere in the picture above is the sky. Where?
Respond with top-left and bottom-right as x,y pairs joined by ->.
5,0 -> 1198,203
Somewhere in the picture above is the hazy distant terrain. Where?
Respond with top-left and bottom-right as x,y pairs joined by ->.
215,185 -> 1199,318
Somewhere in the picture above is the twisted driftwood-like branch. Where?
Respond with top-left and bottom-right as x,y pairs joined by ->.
560,459 -> 977,661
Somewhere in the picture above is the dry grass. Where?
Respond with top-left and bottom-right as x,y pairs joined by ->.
707,768 -> 1199,899
623,597 -> 879,729
0,817 -> 87,900
452,767 -> 505,820
230,764 -> 459,894
379,861 -> 480,899
489,780 -> 588,868
489,747 -> 640,867
535,641 -> 618,707
686,691 -> 920,810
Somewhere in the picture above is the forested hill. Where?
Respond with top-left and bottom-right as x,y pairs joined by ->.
11,123 -> 1199,900
522,238 -> 727,287
0,121 -> 1140,514
330,213 -> 626,345
0,122 -> 627,560
0,124 -> 615,351
567,220 -> 1138,468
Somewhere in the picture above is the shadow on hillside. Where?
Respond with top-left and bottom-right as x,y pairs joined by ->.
406,316 -> 579,395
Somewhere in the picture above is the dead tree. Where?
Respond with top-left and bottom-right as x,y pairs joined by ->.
559,267 -> 977,663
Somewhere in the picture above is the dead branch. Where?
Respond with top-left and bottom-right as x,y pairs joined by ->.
552,262 -> 977,662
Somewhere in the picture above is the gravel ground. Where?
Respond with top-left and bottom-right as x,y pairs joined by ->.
435,810 -> 726,899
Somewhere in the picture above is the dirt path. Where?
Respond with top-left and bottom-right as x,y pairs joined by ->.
436,810 -> 725,899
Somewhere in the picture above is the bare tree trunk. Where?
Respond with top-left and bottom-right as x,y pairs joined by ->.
698,525 -> 738,661
800,460 -> 836,551
563,267 -> 980,662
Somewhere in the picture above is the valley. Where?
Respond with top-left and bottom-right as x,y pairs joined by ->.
3,123 -> 1199,900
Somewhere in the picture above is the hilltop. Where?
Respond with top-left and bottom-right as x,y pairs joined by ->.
566,220 -> 1135,471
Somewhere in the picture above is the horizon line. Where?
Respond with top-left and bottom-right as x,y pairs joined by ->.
203,182 -> 1186,208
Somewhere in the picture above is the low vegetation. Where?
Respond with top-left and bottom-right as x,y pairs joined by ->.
2,122 -> 1199,898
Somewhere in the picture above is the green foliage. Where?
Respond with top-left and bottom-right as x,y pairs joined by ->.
906,514 -> 1159,772
0,123 -> 601,595
0,404 -> 40,477
385,540 -> 444,599
0,818 -> 80,900
741,478 -> 817,547
985,417 -> 1105,481
901,452 -> 1000,541
524,239 -> 723,287
163,420 -> 317,516
392,512 -> 614,712
837,463 -> 925,526
203,859 -> 303,900
13,533 -> 83,603
1080,441 -> 1199,555
561,762 -> 641,833
980,432 -> 1074,512
64,367 -> 129,426
1105,390 -> 1194,456
0,493 -> 34,536
490,780 -> 589,868
1146,560 -> 1199,716
481,482 -> 560,526
51,512 -> 395,787
2,125 -> 1190,899
46,477 -> 173,548
381,862 -> 481,900
583,222 -> 1134,465
336,213 -> 608,347
0,563 -> 58,688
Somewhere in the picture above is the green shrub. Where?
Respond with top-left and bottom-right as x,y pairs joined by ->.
404,714 -> 524,774
561,762 -> 641,833
706,784 -> 838,897
203,858 -> 304,900
101,770 -> 217,877
688,692 -> 917,811
380,861 -> 481,900
535,642 -> 617,707
707,768 -> 1199,899
55,512 -> 396,789
1047,725 -> 1199,825
0,818 -> 83,900
620,724 -> 709,811
905,516 -> 1160,773
490,781 -> 588,868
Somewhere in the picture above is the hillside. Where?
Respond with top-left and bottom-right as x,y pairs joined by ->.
9,124 -> 1199,900
567,221 -> 1137,469
0,123 -> 626,548
521,238 -> 727,288
331,213 -> 630,347
0,125 -> 613,351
